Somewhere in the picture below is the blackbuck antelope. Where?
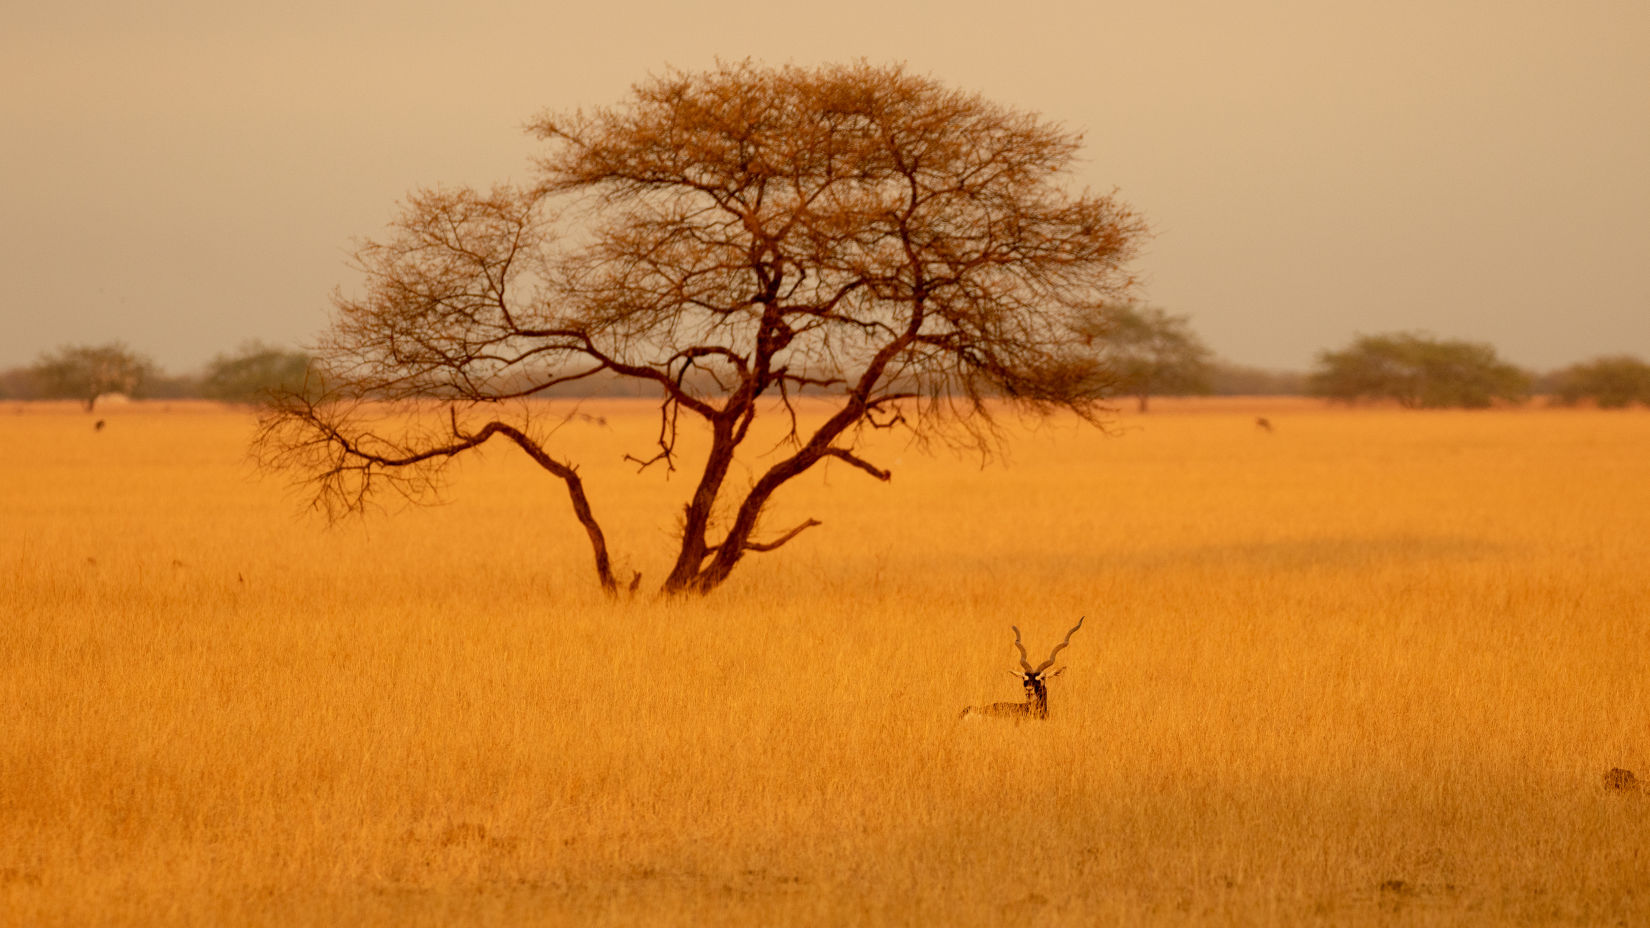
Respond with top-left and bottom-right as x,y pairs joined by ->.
960,617 -> 1085,722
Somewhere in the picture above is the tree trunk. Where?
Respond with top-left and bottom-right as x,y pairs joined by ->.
670,401 -> 871,596
660,417 -> 741,595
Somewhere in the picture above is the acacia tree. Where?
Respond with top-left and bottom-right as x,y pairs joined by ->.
1309,332 -> 1529,408
1549,355 -> 1650,408
33,342 -> 156,411
256,62 -> 1145,596
1075,303 -> 1212,411
201,342 -> 315,405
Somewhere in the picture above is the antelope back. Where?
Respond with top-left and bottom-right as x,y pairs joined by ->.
960,700 -> 1034,721
960,673 -> 1048,721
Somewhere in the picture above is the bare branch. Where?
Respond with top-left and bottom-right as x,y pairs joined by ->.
703,518 -> 825,560
743,517 -> 823,552
623,393 -> 682,473
822,447 -> 892,482
257,392 -> 618,594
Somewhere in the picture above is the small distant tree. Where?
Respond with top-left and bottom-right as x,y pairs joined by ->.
32,343 -> 156,411
1549,356 -> 1650,408
202,342 -> 314,404
1309,332 -> 1529,408
255,61 -> 1146,598
1075,304 -> 1212,411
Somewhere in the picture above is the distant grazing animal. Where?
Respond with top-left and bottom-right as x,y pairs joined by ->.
1603,767 -> 1640,792
1255,417 -> 1273,433
960,617 -> 1085,722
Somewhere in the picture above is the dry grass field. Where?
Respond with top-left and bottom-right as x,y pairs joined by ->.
3,397 -> 1648,926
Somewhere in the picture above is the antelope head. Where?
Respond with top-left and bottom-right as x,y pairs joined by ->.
960,616 -> 1085,722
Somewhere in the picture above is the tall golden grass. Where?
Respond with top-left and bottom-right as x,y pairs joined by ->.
3,398 -> 1648,925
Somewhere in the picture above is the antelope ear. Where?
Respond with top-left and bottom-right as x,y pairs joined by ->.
1047,666 -> 1066,677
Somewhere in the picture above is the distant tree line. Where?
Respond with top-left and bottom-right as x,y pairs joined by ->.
6,328 -> 1648,411
1308,333 -> 1650,409
0,342 -> 318,408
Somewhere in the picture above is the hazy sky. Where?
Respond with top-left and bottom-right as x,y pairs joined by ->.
4,0 -> 1646,373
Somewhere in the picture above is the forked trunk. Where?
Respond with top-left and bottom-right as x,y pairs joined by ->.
660,418 -> 741,595
659,402 -> 862,597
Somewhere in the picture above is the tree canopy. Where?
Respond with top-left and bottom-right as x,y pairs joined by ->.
1075,303 -> 1211,411
31,343 -> 156,411
1308,332 -> 1529,409
201,342 -> 314,405
256,61 -> 1146,596
1549,355 -> 1650,408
